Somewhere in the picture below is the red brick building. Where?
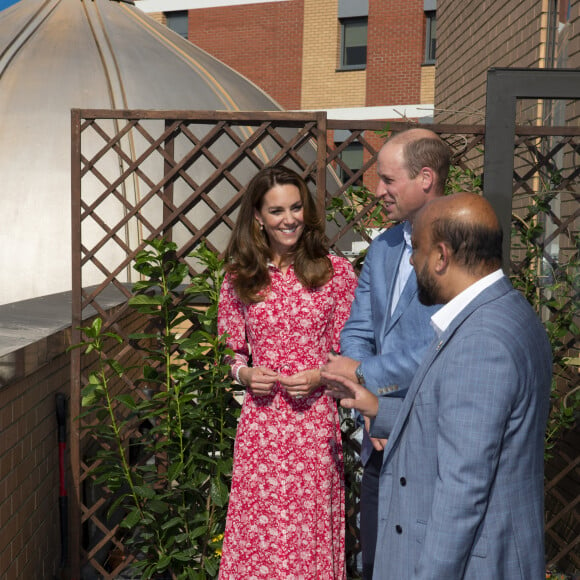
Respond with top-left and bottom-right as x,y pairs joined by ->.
434,0 -> 579,125
137,0 -> 437,121
136,0 -> 437,184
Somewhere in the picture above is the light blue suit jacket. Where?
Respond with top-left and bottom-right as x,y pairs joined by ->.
371,276 -> 552,579
340,224 -> 439,463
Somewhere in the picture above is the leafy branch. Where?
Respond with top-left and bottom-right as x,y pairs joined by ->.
75,240 -> 239,579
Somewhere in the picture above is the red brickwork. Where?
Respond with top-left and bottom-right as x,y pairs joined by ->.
188,1 -> 304,109
0,348 -> 68,578
435,0 -> 546,124
565,1 -> 580,124
366,0 -> 425,107
0,307 -> 143,578
570,1 -> 580,70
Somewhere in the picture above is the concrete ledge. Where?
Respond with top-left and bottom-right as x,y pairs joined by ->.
0,286 -> 130,387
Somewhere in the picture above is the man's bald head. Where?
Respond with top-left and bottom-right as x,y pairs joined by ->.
417,192 -> 503,275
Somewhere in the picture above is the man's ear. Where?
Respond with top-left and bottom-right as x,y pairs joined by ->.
434,241 -> 451,274
420,167 -> 435,192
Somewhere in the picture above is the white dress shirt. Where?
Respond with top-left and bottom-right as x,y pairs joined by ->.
430,269 -> 505,337
390,221 -> 413,315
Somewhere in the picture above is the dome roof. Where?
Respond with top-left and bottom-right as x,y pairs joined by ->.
0,0 -> 282,305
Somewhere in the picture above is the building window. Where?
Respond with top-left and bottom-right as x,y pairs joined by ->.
340,17 -> 367,70
424,11 -> 436,63
166,10 -> 188,39
335,141 -> 364,185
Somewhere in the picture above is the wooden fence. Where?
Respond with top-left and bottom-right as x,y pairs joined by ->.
70,110 -> 579,577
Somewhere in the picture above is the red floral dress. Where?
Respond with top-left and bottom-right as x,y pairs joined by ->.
217,255 -> 357,580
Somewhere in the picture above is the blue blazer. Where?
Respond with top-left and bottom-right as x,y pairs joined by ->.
371,276 -> 552,579
340,224 -> 439,462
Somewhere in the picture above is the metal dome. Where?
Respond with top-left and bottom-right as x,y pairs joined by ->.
0,0 -> 282,305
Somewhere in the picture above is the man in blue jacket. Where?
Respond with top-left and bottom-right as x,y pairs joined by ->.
324,193 -> 552,579
324,127 -> 451,579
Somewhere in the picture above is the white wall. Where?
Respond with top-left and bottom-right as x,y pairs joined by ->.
136,0 -> 289,13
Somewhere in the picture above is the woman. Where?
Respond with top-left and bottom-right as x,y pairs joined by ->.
217,166 -> 357,579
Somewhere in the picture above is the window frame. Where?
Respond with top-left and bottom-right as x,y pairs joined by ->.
424,10 -> 436,64
335,140 -> 364,185
165,10 -> 189,40
339,16 -> 368,71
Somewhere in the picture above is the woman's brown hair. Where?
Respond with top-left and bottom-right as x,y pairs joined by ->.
225,166 -> 332,303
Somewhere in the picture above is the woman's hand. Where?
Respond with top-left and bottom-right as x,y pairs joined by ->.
279,369 -> 321,400
238,366 -> 279,396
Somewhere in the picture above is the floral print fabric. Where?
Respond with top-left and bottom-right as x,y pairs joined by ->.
217,255 -> 357,579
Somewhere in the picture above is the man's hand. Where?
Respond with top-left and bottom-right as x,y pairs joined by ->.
322,352 -> 360,383
238,366 -> 279,396
322,371 -> 379,418
364,416 -> 387,451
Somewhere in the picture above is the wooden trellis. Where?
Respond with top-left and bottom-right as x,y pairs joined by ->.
70,110 -> 579,578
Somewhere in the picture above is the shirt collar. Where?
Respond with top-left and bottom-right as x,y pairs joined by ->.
402,221 -> 412,248
431,269 -> 505,337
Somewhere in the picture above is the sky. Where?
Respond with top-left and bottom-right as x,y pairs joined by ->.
0,0 -> 19,11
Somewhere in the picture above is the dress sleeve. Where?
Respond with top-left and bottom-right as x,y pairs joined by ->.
330,258 -> 358,354
218,272 -> 250,380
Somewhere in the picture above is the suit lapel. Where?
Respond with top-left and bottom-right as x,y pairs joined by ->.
381,276 -> 514,467
379,228 -> 406,339
389,272 -> 418,326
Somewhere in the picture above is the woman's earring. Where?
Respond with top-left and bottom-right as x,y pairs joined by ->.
258,222 -> 264,230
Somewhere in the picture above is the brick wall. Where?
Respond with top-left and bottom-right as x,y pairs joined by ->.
185,0 -> 428,112
420,64 -> 436,104
366,0 -> 425,107
0,305 -> 141,578
564,1 -> 580,124
434,0 -> 547,124
148,11 -> 166,26
301,0 -> 366,110
0,337 -> 69,578
569,0 -> 580,69
187,1 -> 304,109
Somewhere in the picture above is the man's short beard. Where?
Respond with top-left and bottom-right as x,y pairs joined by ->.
416,262 -> 440,306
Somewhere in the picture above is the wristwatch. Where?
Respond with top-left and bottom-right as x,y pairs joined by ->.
355,363 -> 365,386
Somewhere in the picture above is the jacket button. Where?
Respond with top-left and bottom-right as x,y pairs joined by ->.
395,525 -> 402,534
400,477 -> 406,486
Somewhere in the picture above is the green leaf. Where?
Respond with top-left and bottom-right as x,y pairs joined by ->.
129,294 -> 165,306
210,477 -> 229,507
167,460 -> 184,482
189,525 -> 208,540
204,556 -> 218,576
121,507 -> 142,528
81,392 -> 98,407
128,332 -> 159,340
156,556 -> 172,571
134,485 -> 156,499
107,493 -> 130,520
107,358 -> 124,377
132,280 -> 158,292
115,394 -> 137,409
88,372 -> 102,385
92,317 -> 103,335
148,499 -> 169,514
103,331 -> 123,343
161,516 -> 183,531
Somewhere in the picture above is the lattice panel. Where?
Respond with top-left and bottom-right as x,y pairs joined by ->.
72,110 -> 331,578
545,427 -> 580,573
70,111 -> 579,578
